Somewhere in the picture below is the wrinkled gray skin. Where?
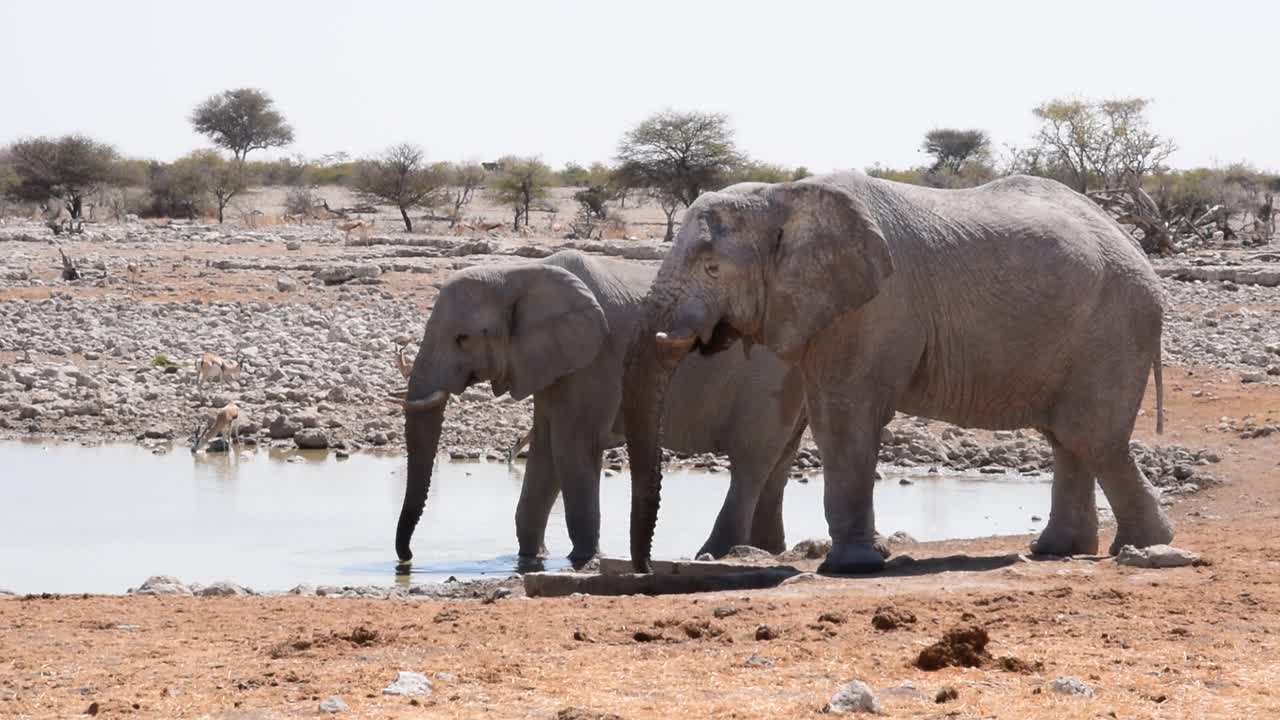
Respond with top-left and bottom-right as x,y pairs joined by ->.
622,171 -> 1174,574
396,249 -> 805,567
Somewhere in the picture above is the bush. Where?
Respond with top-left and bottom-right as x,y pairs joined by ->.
284,186 -> 318,215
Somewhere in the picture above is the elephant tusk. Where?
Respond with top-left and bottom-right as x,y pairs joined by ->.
741,335 -> 755,359
395,390 -> 449,413
655,329 -> 696,350
388,389 -> 408,399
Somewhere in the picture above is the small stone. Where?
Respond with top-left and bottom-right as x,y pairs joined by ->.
725,545 -> 774,560
712,607 -> 739,619
935,686 -> 959,703
886,530 -> 917,545
633,629 -> 663,643
1115,544 -> 1201,568
294,428 -> 330,449
829,679 -> 881,714
434,672 -> 458,682
745,654 -> 774,668
198,581 -> 249,597
319,696 -> 349,713
1049,676 -> 1094,697
130,575 -> 192,596
754,624 -> 778,641
782,537 -> 831,559
382,671 -> 432,697
276,275 -> 298,293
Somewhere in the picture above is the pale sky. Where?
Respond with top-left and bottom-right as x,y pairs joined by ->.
2,0 -> 1275,172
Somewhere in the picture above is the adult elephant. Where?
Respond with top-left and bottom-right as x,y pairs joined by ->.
393,249 -> 806,567
622,172 -> 1173,574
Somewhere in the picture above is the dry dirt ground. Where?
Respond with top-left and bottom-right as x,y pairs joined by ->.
3,200 -> 1280,718
3,371 -> 1279,719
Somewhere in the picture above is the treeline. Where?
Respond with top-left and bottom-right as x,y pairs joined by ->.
1,88 -> 1275,249
866,98 -> 1278,252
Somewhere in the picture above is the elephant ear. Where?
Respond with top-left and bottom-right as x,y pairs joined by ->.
760,181 -> 894,360
504,264 -> 609,400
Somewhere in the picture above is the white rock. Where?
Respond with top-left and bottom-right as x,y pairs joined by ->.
383,671 -> 432,697
319,696 -> 349,713
1115,544 -> 1200,568
198,581 -> 250,597
1049,676 -> 1094,697
829,679 -> 881,714
130,575 -> 192,596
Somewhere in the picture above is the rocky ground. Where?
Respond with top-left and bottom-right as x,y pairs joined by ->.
4,214 -> 1280,717
2,217 -> 1272,492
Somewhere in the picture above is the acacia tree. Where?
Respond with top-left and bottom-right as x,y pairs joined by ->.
185,150 -> 248,223
445,162 -> 486,227
5,135 -> 119,219
1030,97 -> 1174,193
190,88 -> 294,163
922,129 -> 990,174
615,110 -> 743,241
353,143 -> 447,232
491,156 -> 554,231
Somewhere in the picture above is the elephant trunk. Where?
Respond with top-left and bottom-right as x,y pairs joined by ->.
396,402 -> 445,562
622,296 -> 691,573
395,343 -> 449,562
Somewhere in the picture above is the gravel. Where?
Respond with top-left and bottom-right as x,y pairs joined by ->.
0,222 -> 1268,500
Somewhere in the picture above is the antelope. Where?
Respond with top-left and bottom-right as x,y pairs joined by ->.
336,219 -> 371,240
393,336 -> 415,379
196,351 -> 244,388
506,427 -> 532,465
190,403 -> 240,454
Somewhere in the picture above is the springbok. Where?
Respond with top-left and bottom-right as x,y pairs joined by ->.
336,219 -> 372,240
196,351 -> 243,388
190,403 -> 240,454
393,336 -> 415,379
506,427 -> 532,465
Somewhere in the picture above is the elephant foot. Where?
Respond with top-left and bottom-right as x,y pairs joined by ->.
1030,523 -> 1099,557
817,543 -> 886,575
568,549 -> 599,571
1108,514 -> 1175,556
514,554 -> 546,574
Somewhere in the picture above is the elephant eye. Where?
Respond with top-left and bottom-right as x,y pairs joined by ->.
455,334 -> 469,349
705,262 -> 720,279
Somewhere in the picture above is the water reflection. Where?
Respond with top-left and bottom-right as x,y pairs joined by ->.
0,440 -> 1106,594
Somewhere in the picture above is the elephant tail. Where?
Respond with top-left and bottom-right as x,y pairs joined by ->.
1153,347 -> 1165,435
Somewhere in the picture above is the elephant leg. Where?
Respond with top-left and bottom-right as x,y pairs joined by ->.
1049,360 -> 1173,556
747,426 -> 805,555
698,464 -> 767,559
807,389 -> 888,575
1030,437 -> 1099,556
514,413 -> 558,559
549,424 -> 604,566
1092,449 -> 1174,555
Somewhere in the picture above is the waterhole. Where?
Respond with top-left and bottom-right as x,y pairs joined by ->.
0,441 -> 1106,593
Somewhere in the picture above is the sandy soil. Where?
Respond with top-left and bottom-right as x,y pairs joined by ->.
4,368 -> 1279,719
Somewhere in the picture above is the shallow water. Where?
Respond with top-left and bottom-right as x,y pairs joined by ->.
0,441 -> 1107,594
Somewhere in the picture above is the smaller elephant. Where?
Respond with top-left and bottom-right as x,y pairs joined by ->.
394,250 -> 807,566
